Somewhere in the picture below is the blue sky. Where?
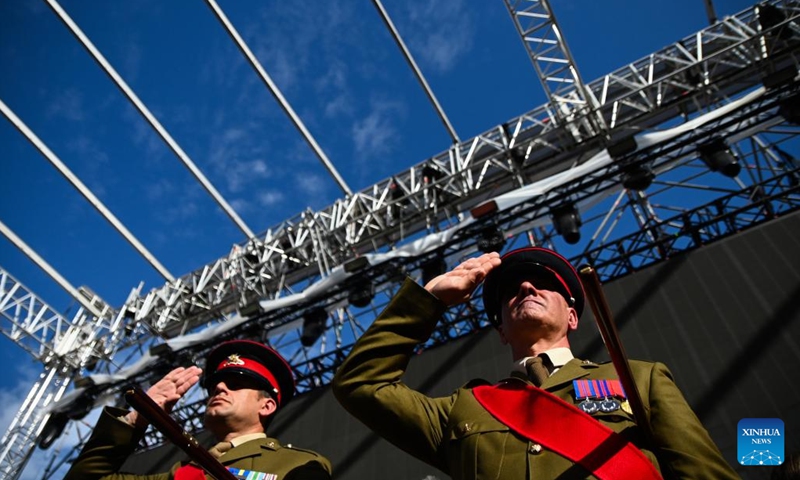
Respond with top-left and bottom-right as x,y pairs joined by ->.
0,0 -> 757,477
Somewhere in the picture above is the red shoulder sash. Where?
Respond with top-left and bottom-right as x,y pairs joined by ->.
472,383 -> 662,480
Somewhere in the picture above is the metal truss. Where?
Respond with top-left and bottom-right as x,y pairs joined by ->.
3,1 -> 800,478
125,0 -> 800,338
0,270 -> 151,480
503,0 -> 606,139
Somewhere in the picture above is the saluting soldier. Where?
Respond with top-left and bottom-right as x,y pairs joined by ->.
65,340 -> 332,480
332,247 -> 739,479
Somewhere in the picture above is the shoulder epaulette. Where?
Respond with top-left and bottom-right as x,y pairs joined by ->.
284,444 -> 323,457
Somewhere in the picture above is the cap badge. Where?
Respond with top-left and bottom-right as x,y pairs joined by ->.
222,354 -> 245,367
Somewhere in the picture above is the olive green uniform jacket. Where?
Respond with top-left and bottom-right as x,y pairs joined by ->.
332,279 -> 739,480
63,406 -> 332,480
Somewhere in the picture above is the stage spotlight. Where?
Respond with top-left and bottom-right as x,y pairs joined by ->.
420,256 -> 447,285
390,180 -> 402,199
149,343 -> 173,358
607,136 -> 638,159
551,204 -> 582,245
348,281 -> 375,308
344,256 -> 370,273
758,3 -> 796,41
38,414 -> 69,449
237,302 -> 263,319
699,140 -> 741,178
300,308 -> 328,347
422,165 -> 444,185
477,226 -> 506,253
622,163 -> 655,191
779,94 -> 800,125
73,376 -> 95,389
64,393 -> 96,421
39,387 -> 98,449
388,179 -> 407,221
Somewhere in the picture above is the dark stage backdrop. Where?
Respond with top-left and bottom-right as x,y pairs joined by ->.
121,211 -> 800,480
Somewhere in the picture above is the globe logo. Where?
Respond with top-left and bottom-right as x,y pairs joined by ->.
740,450 -> 783,466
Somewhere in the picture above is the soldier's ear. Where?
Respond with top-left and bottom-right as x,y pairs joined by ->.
259,396 -> 278,419
567,307 -> 579,331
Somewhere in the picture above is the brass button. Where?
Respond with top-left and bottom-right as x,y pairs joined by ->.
460,423 -> 472,434
268,441 -> 276,448
529,443 -> 543,454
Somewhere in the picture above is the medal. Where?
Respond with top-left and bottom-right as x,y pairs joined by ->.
598,397 -> 621,413
574,379 -> 627,414
578,399 -> 598,413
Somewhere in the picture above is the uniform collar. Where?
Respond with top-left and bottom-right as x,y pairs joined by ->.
506,355 -> 595,390
512,347 -> 574,374
230,432 -> 267,448
219,436 -> 283,465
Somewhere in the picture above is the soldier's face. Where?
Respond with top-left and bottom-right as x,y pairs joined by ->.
204,377 -> 276,435
497,276 -> 578,344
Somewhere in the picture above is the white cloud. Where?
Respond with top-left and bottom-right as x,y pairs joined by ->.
147,180 -> 203,225
160,199 -> 200,224
229,198 -> 253,214
294,173 -> 327,201
403,0 -> 474,74
324,92 -> 353,119
65,136 -> 112,199
318,62 -> 355,118
222,128 -> 247,143
144,177 -> 175,203
225,159 -> 271,193
351,99 -> 404,157
244,2 -> 359,98
0,361 -> 79,480
0,363 -> 40,437
46,88 -> 86,122
123,106 -> 167,164
258,190 -> 284,207
207,128 -> 272,193
316,61 -> 349,92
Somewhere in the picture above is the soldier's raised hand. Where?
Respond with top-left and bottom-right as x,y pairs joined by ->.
424,252 -> 501,307
125,366 -> 202,429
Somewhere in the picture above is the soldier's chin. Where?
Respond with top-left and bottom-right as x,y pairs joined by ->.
203,410 -> 227,431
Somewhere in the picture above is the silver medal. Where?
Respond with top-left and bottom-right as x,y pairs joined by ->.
598,398 -> 621,413
578,399 -> 598,414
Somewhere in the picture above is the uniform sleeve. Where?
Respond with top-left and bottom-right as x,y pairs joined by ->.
647,362 -> 740,479
63,406 -> 169,480
331,278 -> 456,470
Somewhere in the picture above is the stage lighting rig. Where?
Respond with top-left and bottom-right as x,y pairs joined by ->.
477,225 -> 506,253
699,140 -> 741,178
300,308 -> 328,347
551,203 -> 582,245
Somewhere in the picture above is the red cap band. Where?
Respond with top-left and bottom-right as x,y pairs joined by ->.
215,355 -> 281,404
541,265 -> 574,302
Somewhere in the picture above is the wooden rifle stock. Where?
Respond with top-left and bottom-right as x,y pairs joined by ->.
124,387 -> 237,480
578,265 -> 655,445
